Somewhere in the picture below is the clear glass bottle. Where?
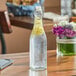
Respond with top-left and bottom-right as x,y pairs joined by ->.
30,6 -> 47,70
61,0 -> 72,17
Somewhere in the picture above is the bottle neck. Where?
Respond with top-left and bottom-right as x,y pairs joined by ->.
34,15 -> 43,27
32,14 -> 44,35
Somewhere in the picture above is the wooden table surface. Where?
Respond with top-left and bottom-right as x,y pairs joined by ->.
1,50 -> 76,76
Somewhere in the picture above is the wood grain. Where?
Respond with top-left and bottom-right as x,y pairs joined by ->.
1,50 -> 76,76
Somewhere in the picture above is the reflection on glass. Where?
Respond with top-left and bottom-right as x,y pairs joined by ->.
56,54 -> 63,63
29,69 -> 47,76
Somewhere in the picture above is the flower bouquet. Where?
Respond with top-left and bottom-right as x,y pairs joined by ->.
52,21 -> 76,56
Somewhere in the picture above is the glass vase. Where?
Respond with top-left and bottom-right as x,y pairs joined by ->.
57,38 -> 76,56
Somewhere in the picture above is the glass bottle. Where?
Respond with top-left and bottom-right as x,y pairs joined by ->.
61,0 -> 72,17
29,69 -> 47,76
30,6 -> 47,70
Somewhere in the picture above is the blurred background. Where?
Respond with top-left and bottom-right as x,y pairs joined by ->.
4,0 -> 60,53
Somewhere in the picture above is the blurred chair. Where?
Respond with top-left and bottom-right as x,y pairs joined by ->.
0,27 -> 6,54
0,0 -> 12,54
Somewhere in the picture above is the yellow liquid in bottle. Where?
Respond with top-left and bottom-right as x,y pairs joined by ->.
32,17 -> 44,35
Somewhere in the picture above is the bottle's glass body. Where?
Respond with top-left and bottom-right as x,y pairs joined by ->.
30,6 -> 47,70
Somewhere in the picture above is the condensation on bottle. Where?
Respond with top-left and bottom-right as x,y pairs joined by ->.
30,6 -> 47,70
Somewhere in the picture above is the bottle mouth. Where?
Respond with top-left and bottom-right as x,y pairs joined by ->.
34,6 -> 43,16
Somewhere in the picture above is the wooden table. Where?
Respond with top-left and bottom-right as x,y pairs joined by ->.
1,50 -> 76,76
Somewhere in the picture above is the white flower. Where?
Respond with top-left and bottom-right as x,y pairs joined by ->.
70,22 -> 76,31
54,24 -> 57,27
58,21 -> 68,26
